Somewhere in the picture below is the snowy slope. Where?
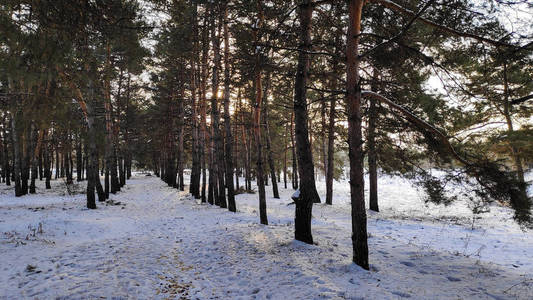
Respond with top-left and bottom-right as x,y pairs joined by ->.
0,174 -> 532,299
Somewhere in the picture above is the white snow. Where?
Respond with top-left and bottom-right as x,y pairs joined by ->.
0,172 -> 532,299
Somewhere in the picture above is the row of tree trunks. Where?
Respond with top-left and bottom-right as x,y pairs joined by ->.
210,3 -> 226,209
1,111 -> 89,194
86,79 -> 106,208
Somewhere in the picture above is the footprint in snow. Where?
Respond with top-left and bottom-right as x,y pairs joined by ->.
400,261 -> 415,267
391,291 -> 411,298
446,276 -> 461,282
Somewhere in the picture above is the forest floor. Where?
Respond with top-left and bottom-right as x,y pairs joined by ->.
0,173 -> 532,299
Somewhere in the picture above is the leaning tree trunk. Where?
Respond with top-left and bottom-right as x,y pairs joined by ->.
502,63 -> 529,215
346,0 -> 369,270
293,0 -> 320,244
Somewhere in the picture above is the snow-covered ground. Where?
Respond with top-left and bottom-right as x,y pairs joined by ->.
0,173 -> 532,299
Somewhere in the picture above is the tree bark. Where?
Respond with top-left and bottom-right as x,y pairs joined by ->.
200,8 -> 210,204
263,73 -> 280,199
321,91 -> 327,181
44,130 -> 51,189
502,63 -> 528,208
223,4 -> 236,212
10,113 -> 22,197
76,136 -> 83,181
290,112 -> 298,190
29,124 -> 38,193
210,6 -> 226,208
189,1 -> 201,198
177,89 -> 185,191
325,56 -> 338,205
21,128 -> 30,195
368,69 -> 379,212
253,0 -> 268,225
293,0 -> 321,244
2,118 -> 11,186
346,0 -> 369,270
283,123 -> 288,189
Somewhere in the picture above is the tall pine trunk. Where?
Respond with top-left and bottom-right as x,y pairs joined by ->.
325,56 -> 338,205
22,129 -> 30,195
293,0 -> 320,244
290,112 -> 298,190
263,73 -> 280,199
177,89 -> 185,191
253,0 -> 267,225
200,10 -> 210,204
189,3 -> 201,198
44,130 -> 51,189
223,5 -> 236,212
29,124 -> 38,193
283,124 -> 288,189
211,8 -> 227,208
3,118 -> 11,186
368,69 -> 379,212
346,0 -> 369,270
76,137 -> 83,181
10,113 -> 22,197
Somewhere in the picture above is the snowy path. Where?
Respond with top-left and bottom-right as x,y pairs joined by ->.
1,175 -> 532,299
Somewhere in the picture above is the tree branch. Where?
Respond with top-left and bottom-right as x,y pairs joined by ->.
511,94 -> 533,105
56,69 -> 89,123
361,90 -> 471,166
371,0 -> 525,49
360,0 -> 435,59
